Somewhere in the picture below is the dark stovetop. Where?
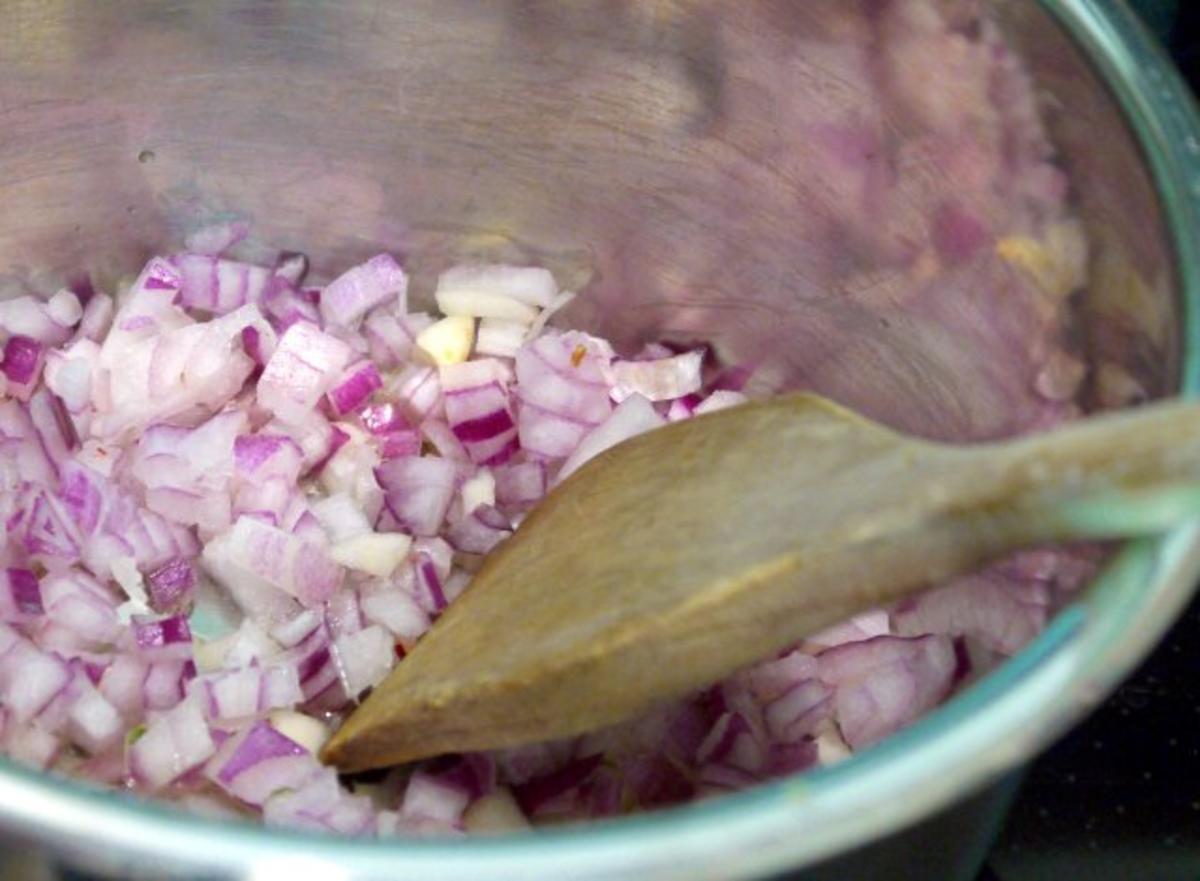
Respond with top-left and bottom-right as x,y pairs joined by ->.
986,9 -> 1200,879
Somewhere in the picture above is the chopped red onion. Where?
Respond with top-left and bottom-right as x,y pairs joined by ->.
374,456 -> 458,537
175,254 -> 271,315
145,557 -> 196,614
331,625 -> 395,697
273,252 -> 309,287
805,609 -> 892,651
327,361 -> 383,417
2,335 -> 45,399
257,322 -> 353,424
608,351 -> 703,403
364,312 -> 430,369
445,505 -> 511,555
442,360 -> 519,465
475,319 -> 528,359
66,677 -> 124,755
128,697 -> 215,789
359,401 -> 406,436
437,264 -> 558,311
206,719 -> 318,806
213,516 -> 342,608
556,393 -> 664,484
320,255 -> 408,330
0,569 -> 44,622
311,493 -> 372,544
0,233 -> 1082,834
191,665 -> 301,722
0,626 -> 72,723
816,635 -> 957,749
262,767 -> 376,836
44,343 -> 96,415
513,753 -> 604,816
183,220 -> 250,257
28,387 -> 79,471
76,293 -> 114,343
361,585 -> 430,643
515,331 -> 614,459
390,364 -> 442,424
142,659 -> 196,711
419,418 -> 469,462
132,615 -> 194,663
234,434 -> 304,483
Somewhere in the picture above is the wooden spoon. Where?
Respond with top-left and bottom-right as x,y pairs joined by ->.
323,394 -> 1200,772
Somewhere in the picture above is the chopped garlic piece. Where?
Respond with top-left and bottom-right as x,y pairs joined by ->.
814,721 -> 852,766
996,221 -> 1087,300
461,469 -> 496,513
193,636 -> 231,673
416,315 -> 476,366
463,787 -> 531,833
330,532 -> 413,577
268,710 -> 331,754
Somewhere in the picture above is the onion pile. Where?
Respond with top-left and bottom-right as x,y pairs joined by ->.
0,236 -> 1092,836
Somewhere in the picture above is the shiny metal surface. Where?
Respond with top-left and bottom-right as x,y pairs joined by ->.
0,1 -> 1197,879
1,0 -> 1173,438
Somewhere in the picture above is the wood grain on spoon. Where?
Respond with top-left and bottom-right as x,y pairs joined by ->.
323,394 -> 1200,772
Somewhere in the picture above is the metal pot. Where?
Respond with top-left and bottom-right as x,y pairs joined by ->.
0,1 -> 1197,878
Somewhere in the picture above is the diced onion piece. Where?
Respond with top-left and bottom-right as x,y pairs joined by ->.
311,493 -> 373,543
2,336 -> 45,400
0,569 -> 44,623
514,331 -> 614,460
436,264 -> 559,309
327,361 -> 383,417
556,394 -> 664,484
416,316 -> 476,367
128,698 -> 215,789
816,635 -> 956,749
333,625 -> 395,697
361,587 -> 430,643
144,557 -> 196,614
609,351 -> 703,403
374,456 -> 458,537
205,719 -> 317,807
475,319 -> 528,358
203,517 -> 340,615
183,220 -> 250,256
0,296 -> 70,345
320,254 -> 407,328
437,289 -> 538,324
257,322 -> 353,423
